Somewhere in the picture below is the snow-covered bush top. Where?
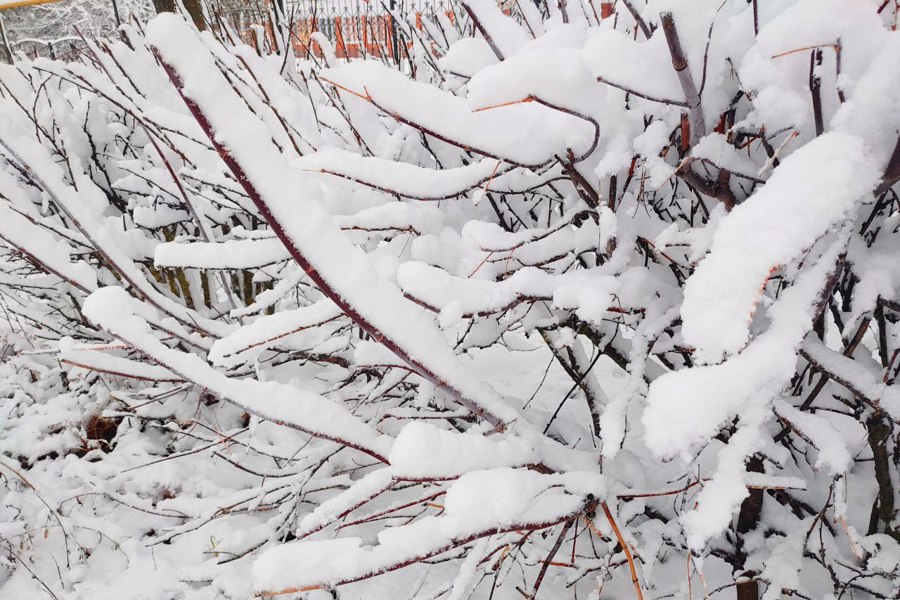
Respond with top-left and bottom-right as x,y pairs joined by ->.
0,1 -> 898,599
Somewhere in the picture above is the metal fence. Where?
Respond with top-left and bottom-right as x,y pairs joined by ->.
5,36 -> 85,61
1,0 -> 526,63
222,0 -> 473,62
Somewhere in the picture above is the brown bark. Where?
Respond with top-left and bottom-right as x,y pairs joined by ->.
661,12 -> 705,147
152,0 -> 205,31
152,0 -> 175,14
867,413 -> 899,541
735,455 -> 764,600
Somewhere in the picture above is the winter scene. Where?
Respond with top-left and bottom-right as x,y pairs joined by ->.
0,0 -> 898,599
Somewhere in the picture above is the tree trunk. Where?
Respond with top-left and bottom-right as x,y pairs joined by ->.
735,456 -> 764,600
152,0 -> 206,31
152,0 -> 175,14
868,413 -> 899,541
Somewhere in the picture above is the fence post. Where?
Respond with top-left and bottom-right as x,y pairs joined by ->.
362,14 -> 368,57
389,0 -> 399,65
111,0 -> 122,27
334,16 -> 345,58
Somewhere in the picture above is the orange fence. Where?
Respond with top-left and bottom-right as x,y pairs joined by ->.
287,10 -> 456,60
230,1 -> 618,62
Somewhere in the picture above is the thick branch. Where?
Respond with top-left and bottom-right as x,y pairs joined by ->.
154,47 -> 511,431
661,12 -> 705,147
874,134 -> 900,196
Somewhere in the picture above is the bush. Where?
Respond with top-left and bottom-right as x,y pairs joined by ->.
0,1 -> 898,599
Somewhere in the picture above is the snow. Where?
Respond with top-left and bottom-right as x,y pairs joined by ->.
0,130 -> 233,340
646,236 -> 851,550
295,148 -> 506,200
319,60 -> 597,168
680,132 -> 881,364
154,237 -> 289,270
389,421 -> 537,479
147,14 -> 522,432
0,201 -> 97,293
58,337 -> 182,383
585,28 -> 684,103
460,0 -> 531,59
397,260 -> 654,328
467,47 -> 598,117
800,337 -> 900,421
690,133 -> 763,179
81,286 -> 393,463
772,400 -> 852,475
253,468 -> 601,593
645,237 -> 849,459
208,299 -> 343,367
1,2 -> 899,599
439,37 -> 497,78
294,468 -> 395,538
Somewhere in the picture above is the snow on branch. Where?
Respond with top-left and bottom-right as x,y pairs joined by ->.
82,286 -> 393,463
147,14 -> 520,432
0,1 -> 899,599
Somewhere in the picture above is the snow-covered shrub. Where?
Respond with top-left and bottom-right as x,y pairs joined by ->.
0,1 -> 899,599
1,0 -> 154,43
